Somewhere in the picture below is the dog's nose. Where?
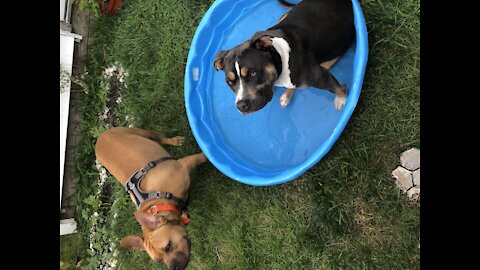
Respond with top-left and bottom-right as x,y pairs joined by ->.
168,262 -> 181,270
237,100 -> 250,112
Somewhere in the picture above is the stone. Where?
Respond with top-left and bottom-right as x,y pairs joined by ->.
407,186 -> 420,200
400,148 -> 420,171
392,166 -> 413,192
413,169 -> 420,187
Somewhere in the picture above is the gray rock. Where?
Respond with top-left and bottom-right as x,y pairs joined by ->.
392,166 -> 413,192
400,148 -> 420,171
413,169 -> 420,187
407,186 -> 420,200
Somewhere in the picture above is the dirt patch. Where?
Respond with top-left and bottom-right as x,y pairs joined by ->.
103,76 -> 121,125
97,68 -> 125,214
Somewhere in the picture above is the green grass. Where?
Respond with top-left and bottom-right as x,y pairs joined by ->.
61,0 -> 420,269
61,233 -> 88,269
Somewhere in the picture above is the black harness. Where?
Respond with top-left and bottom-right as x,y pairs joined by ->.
124,156 -> 187,210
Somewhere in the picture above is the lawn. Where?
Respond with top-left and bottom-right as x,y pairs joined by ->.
61,0 -> 420,269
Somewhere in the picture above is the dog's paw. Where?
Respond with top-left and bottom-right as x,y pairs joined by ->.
169,136 -> 185,146
280,90 -> 294,108
334,95 -> 347,111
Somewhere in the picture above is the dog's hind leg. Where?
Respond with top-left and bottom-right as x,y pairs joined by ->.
320,56 -> 340,70
108,127 -> 184,146
311,66 -> 347,111
277,12 -> 289,23
178,153 -> 208,174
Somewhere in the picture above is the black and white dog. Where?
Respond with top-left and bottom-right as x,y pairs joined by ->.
213,0 -> 354,114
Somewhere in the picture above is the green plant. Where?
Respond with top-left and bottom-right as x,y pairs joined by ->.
60,233 -> 88,270
60,66 -> 90,94
74,0 -> 100,17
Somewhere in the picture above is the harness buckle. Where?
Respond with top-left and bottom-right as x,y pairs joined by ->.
148,162 -> 156,168
133,169 -> 146,180
125,181 -> 135,193
165,192 -> 172,199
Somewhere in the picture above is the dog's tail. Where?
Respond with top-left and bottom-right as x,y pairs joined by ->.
278,0 -> 296,8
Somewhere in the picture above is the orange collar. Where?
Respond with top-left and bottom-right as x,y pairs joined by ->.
147,204 -> 190,224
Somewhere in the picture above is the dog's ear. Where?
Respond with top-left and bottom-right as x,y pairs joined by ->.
134,211 -> 168,231
213,50 -> 229,71
251,29 -> 285,50
120,235 -> 145,250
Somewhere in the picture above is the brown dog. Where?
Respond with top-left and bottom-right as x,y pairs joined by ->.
95,127 -> 207,270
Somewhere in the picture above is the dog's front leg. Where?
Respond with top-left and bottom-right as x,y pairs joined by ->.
280,88 -> 295,108
311,66 -> 347,110
178,153 -> 208,174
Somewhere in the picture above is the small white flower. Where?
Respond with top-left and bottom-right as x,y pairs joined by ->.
104,65 -> 120,79
93,212 -> 99,217
104,68 -> 113,77
101,107 -> 110,120
95,160 -> 102,170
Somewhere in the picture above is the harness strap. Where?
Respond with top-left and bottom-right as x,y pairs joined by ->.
124,157 -> 187,210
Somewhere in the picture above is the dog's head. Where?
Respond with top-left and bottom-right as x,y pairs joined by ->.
121,210 -> 190,270
213,30 -> 284,114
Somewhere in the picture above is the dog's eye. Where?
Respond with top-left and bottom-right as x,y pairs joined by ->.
250,71 -> 256,77
165,241 -> 172,253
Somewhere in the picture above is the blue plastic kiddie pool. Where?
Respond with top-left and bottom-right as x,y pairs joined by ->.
185,0 -> 368,186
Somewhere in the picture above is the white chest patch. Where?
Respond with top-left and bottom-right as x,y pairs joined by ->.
234,61 -> 245,103
271,37 -> 296,89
